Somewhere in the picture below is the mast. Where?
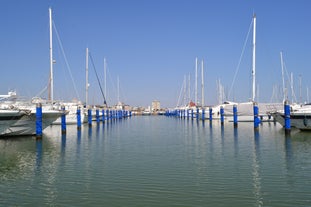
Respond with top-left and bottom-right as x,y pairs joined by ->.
104,57 -> 107,102
251,14 -> 256,102
86,47 -> 89,105
117,76 -> 120,104
188,74 -> 191,105
299,74 -> 302,104
280,51 -> 285,101
183,75 -> 186,106
49,7 -> 54,103
291,72 -> 294,103
201,59 -> 204,107
195,57 -> 198,106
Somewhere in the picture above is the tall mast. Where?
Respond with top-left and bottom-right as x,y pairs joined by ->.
104,57 -> 107,102
291,72 -> 294,103
85,47 -> 89,105
280,51 -> 286,101
252,14 -> 256,102
195,57 -> 198,106
201,59 -> 204,107
183,75 -> 187,106
49,7 -> 54,103
299,74 -> 302,104
188,74 -> 191,105
117,76 -> 120,103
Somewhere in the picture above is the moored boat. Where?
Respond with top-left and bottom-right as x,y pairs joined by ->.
0,109 -> 28,136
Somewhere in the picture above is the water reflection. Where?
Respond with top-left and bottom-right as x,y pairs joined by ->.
61,133 -> 66,156
233,127 -> 238,158
252,130 -> 263,206
88,125 -> 92,138
35,139 -> 42,172
221,124 -> 225,153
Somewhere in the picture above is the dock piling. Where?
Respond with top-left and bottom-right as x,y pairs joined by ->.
61,105 -> 66,134
233,104 -> 238,128
253,102 -> 260,130
36,103 -> 43,139
77,106 -> 81,130
88,107 -> 92,126
220,106 -> 224,125
284,100 -> 291,134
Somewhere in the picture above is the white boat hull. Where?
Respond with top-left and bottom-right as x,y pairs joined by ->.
3,110 -> 62,136
0,110 -> 26,135
271,111 -> 311,130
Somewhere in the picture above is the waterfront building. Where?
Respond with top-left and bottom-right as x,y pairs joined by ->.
152,100 -> 161,112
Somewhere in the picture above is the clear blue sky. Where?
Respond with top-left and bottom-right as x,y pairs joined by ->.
1,0 -> 310,108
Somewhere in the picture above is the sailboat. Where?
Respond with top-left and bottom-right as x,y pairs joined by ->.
211,14 -> 282,122
1,8 -> 63,136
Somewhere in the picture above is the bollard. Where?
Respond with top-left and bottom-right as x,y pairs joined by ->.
253,102 -> 260,130
196,108 -> 199,120
36,103 -> 42,139
209,107 -> 213,121
106,109 -> 109,120
284,100 -> 291,134
96,108 -> 100,123
77,106 -> 81,130
233,104 -> 238,128
61,105 -> 66,134
191,109 -> 194,119
202,108 -> 205,120
220,106 -> 224,125
102,109 -> 105,122
88,107 -> 92,126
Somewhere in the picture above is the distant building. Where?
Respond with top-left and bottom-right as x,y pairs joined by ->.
152,100 -> 161,112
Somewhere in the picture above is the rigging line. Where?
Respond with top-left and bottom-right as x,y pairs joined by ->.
35,85 -> 48,98
88,52 -> 108,106
53,21 -> 81,101
228,18 -> 253,100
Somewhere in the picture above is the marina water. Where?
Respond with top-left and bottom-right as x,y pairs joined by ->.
1,116 -> 311,206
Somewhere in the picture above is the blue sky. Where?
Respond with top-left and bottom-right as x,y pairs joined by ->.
1,0 -> 310,108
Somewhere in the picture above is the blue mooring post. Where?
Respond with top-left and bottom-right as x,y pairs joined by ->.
61,105 -> 66,134
196,108 -> 199,120
96,108 -> 100,123
36,103 -> 42,139
202,108 -> 205,121
253,102 -> 260,130
233,104 -> 238,128
191,109 -> 194,119
284,100 -> 291,134
209,107 -> 213,121
102,109 -> 105,122
220,106 -> 224,125
106,109 -> 109,121
88,107 -> 92,126
77,106 -> 81,130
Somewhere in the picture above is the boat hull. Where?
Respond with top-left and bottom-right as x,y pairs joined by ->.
3,110 -> 62,136
0,110 -> 26,135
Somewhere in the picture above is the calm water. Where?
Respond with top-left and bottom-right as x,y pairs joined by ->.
0,116 -> 311,206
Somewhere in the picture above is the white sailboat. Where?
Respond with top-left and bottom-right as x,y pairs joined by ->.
271,104 -> 311,130
212,14 -> 282,122
2,8 -> 63,136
